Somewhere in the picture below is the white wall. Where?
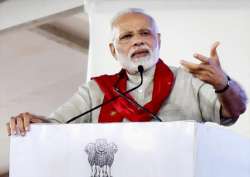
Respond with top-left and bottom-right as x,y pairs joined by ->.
85,0 -> 250,138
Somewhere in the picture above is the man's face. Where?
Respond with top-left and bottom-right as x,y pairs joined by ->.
110,13 -> 161,74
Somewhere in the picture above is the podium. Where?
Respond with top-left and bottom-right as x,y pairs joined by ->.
10,121 -> 250,177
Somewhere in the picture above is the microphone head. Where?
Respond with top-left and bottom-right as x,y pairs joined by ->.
138,65 -> 144,73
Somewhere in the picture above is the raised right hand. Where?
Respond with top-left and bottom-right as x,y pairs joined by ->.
6,112 -> 49,136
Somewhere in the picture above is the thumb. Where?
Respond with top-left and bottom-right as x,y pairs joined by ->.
210,41 -> 220,58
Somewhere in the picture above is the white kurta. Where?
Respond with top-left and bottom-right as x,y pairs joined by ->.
49,66 -> 221,124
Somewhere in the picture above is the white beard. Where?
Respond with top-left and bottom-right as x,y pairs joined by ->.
116,45 -> 160,74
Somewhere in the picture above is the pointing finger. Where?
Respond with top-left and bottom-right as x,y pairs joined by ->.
193,53 -> 210,63
180,60 -> 200,71
181,60 -> 214,74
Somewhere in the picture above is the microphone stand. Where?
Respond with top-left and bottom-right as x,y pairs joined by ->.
114,66 -> 162,122
66,66 -> 144,123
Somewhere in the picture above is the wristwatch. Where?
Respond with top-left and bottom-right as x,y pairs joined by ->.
215,75 -> 231,93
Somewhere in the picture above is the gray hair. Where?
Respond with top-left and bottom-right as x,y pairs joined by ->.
110,8 -> 159,42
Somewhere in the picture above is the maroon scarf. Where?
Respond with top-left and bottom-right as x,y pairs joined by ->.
92,59 -> 174,123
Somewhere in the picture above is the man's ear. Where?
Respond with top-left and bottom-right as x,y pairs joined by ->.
157,33 -> 161,49
109,43 -> 117,59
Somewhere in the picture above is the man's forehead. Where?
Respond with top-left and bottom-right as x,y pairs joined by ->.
113,13 -> 154,33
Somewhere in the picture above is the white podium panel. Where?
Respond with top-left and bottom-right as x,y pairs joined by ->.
196,124 -> 250,177
9,122 -> 250,177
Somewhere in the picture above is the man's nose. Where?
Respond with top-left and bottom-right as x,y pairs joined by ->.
132,36 -> 145,47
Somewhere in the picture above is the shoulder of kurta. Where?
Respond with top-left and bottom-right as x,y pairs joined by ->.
85,79 -> 104,102
47,80 -> 102,123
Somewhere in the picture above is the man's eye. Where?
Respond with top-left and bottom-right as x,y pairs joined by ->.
141,31 -> 150,36
120,34 -> 132,40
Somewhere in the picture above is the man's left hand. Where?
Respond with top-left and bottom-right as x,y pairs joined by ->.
180,41 -> 228,90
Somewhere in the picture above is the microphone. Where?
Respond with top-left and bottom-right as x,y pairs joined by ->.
138,65 -> 144,73
114,65 -> 162,122
66,66 -> 144,123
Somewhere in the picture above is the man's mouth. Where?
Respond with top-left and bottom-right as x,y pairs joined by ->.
131,49 -> 149,58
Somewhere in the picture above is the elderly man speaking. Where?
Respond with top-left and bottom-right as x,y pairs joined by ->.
7,8 -> 247,136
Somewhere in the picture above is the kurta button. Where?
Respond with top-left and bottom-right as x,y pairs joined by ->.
110,111 -> 116,116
